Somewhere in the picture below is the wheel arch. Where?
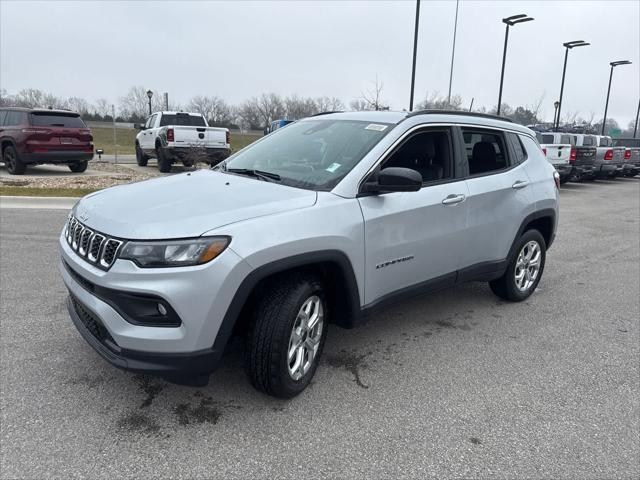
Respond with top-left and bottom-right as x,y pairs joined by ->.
511,209 -> 556,258
212,250 -> 362,354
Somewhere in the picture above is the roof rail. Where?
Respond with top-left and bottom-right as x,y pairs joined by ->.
406,109 -> 514,123
311,111 -> 343,117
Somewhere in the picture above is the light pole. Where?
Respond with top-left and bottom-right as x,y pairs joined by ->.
634,99 -> 640,138
409,0 -> 420,111
447,0 -> 460,107
553,101 -> 560,128
146,89 -> 153,116
497,13 -> 534,116
601,60 -> 632,135
554,40 -> 589,131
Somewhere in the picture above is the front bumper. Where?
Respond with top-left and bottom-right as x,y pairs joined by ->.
59,230 -> 252,365
21,151 -> 94,165
66,294 -> 222,381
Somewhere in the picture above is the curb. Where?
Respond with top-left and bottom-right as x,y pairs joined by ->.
0,196 -> 78,210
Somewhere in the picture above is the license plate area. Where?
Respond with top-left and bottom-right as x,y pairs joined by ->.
60,137 -> 74,144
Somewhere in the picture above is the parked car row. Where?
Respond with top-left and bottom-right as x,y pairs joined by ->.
535,131 -> 639,183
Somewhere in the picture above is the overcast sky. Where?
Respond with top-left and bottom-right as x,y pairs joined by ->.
1,0 -> 638,125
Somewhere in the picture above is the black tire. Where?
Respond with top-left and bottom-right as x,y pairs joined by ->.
490,229 -> 546,302
157,146 -> 171,173
135,144 -> 148,166
245,273 -> 328,398
3,145 -> 26,175
68,161 -> 88,173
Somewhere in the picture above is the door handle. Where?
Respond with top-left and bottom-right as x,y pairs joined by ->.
512,180 -> 529,189
442,194 -> 466,205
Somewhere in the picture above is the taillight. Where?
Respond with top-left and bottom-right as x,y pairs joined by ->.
167,128 -> 174,142
570,148 -> 577,162
542,148 -> 547,156
604,149 -> 613,160
21,128 -> 51,134
226,130 -> 230,145
624,149 -> 631,160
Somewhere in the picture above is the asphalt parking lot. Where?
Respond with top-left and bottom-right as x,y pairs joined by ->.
1,178 -> 638,479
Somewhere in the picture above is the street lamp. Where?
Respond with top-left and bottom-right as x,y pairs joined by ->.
553,101 -> 560,128
497,13 -> 534,116
554,40 -> 590,131
409,0 -> 420,111
146,89 -> 153,115
601,60 -> 632,135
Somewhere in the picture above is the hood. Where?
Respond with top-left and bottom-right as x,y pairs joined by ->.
75,170 -> 317,239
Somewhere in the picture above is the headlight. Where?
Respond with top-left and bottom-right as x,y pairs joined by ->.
119,237 -> 230,267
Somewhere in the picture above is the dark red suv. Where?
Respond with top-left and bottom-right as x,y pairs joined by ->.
0,107 -> 94,175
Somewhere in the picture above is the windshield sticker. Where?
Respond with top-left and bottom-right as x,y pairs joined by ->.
365,124 -> 388,132
326,163 -> 341,173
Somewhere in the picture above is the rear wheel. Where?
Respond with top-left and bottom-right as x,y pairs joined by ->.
135,144 -> 148,166
156,146 -> 172,173
68,161 -> 88,173
3,145 -> 26,175
490,229 -> 546,302
245,274 -> 328,398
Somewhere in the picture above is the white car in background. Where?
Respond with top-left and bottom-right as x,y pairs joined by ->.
536,132 -> 573,184
135,111 -> 230,172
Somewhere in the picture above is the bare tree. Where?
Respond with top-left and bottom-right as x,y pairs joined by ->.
417,91 -> 463,110
349,98 -> 370,111
94,98 -> 112,118
315,96 -> 344,112
67,96 -> 90,114
527,92 -> 545,122
119,86 -> 165,119
358,76 -> 388,111
284,94 -> 318,120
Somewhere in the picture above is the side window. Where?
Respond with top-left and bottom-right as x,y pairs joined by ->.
383,129 -> 453,183
0,111 -> 7,126
541,134 -> 555,144
462,128 -> 509,175
507,132 -> 528,164
149,114 -> 159,128
6,111 -> 26,126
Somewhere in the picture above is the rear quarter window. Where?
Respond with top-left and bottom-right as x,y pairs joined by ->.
507,132 -> 528,164
30,113 -> 85,128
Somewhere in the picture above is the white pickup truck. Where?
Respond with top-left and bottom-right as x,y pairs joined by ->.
535,132 -> 573,184
135,111 -> 230,172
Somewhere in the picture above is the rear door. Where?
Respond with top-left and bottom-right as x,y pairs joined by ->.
28,112 -> 92,153
358,126 -> 469,305
139,113 -> 157,151
459,127 -> 535,270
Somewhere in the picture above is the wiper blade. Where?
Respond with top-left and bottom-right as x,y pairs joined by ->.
227,168 -> 281,182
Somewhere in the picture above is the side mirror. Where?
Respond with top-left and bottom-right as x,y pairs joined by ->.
134,123 -> 145,130
363,167 -> 422,193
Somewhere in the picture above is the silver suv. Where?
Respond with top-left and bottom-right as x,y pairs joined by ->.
59,111 -> 559,398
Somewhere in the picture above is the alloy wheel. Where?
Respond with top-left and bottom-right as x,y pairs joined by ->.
287,295 -> 324,381
515,240 -> 541,292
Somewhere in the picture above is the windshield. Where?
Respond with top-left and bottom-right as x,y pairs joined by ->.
223,119 -> 392,190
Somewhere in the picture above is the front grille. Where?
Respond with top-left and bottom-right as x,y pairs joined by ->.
69,293 -> 116,346
65,215 -> 122,270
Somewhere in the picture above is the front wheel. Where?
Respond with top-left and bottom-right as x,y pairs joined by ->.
245,274 -> 328,398
490,229 -> 546,302
68,161 -> 88,173
135,144 -> 148,166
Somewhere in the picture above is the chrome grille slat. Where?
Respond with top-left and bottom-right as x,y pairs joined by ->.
65,215 -> 123,270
